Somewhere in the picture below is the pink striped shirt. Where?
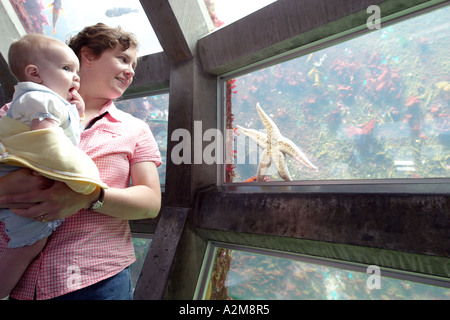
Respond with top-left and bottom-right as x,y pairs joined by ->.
0,100 -> 161,299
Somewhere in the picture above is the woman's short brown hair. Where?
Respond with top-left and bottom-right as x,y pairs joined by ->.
67,23 -> 138,60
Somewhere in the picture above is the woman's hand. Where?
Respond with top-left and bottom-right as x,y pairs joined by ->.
0,169 -> 54,209
0,170 -> 93,221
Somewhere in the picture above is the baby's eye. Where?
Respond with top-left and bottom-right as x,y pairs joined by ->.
62,66 -> 72,72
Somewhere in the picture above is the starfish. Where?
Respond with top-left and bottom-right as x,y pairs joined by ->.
236,103 -> 318,181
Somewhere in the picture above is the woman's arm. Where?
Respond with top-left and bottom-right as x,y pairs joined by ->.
96,161 -> 161,220
0,162 -> 161,221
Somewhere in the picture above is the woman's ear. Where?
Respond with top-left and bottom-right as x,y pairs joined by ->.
24,65 -> 42,83
80,47 -> 96,67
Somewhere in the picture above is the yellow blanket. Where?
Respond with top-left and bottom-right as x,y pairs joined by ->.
0,116 -> 107,194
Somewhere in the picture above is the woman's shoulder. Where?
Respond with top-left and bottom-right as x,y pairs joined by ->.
110,104 -> 150,129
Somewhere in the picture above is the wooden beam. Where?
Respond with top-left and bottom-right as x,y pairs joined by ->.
194,190 -> 450,258
130,215 -> 159,234
132,1 -> 216,300
163,59 -> 217,207
166,0 -> 212,55
134,206 -> 189,300
164,61 -> 195,206
195,229 -> 450,279
163,220 -> 208,299
139,0 -> 192,64
125,52 -> 170,97
197,0 -> 438,75
139,0 -> 209,65
0,53 -> 16,105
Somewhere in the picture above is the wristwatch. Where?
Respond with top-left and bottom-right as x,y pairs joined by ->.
89,188 -> 105,211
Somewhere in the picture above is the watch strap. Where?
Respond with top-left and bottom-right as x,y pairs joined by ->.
89,188 -> 105,210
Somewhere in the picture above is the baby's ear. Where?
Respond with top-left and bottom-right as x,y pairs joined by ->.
24,65 -> 42,83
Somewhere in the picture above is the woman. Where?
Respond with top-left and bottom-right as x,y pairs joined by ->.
0,23 -> 162,300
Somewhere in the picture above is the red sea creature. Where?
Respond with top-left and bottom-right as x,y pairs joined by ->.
367,49 -> 381,66
338,85 -> 352,91
405,94 -> 421,107
9,0 -> 50,33
306,96 -> 317,105
225,79 -> 237,183
276,108 -> 289,120
429,105 -> 441,114
345,119 -> 377,138
402,114 -> 413,123
376,67 -> 389,84
244,176 -> 269,182
364,64 -> 401,100
204,0 -> 225,28
331,58 -> 361,83
337,84 -> 353,100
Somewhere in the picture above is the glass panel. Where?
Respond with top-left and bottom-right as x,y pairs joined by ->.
202,245 -> 450,300
224,6 -> 450,183
115,93 -> 169,186
203,0 -> 277,30
8,0 -> 162,56
131,234 -> 152,290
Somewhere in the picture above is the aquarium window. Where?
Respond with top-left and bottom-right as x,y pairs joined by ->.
196,243 -> 450,300
7,0 -> 162,56
221,5 -> 450,185
201,0 -> 277,30
115,92 -> 169,186
130,233 -> 152,290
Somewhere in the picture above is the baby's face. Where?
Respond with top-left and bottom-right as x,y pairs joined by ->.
37,43 -> 80,102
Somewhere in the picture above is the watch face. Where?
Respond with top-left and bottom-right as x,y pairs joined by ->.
91,201 -> 102,210
90,188 -> 104,210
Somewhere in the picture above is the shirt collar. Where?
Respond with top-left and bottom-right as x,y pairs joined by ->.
97,100 -> 122,122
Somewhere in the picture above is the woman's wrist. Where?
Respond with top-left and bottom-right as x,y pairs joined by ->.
88,187 -> 105,211
84,187 -> 104,210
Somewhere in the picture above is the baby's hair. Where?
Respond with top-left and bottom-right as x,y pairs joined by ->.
68,23 -> 138,60
8,34 -> 65,82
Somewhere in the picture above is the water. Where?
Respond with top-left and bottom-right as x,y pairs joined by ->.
205,248 -> 450,300
226,6 -> 450,183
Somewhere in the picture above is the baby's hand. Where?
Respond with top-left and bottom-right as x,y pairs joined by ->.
69,88 -> 85,117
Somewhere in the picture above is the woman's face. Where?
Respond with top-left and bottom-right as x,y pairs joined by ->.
80,45 -> 137,102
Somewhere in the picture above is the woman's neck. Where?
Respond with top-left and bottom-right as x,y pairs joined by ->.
82,97 -> 112,126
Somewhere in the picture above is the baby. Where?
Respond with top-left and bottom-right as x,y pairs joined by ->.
0,34 -> 106,299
